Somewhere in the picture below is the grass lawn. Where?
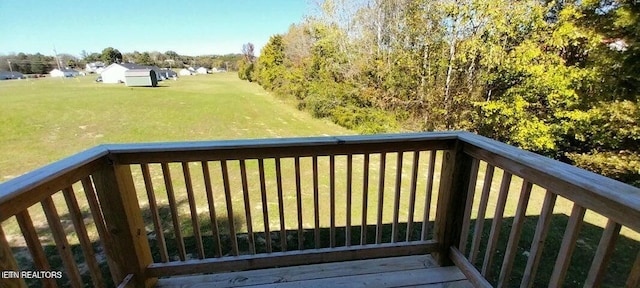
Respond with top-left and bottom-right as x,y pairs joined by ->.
1,74 -> 638,287
0,73 -> 351,181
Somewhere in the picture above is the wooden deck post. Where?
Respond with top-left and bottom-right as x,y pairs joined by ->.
92,157 -> 156,288
433,140 -> 474,266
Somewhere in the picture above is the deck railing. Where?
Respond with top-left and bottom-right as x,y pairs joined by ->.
0,132 -> 639,288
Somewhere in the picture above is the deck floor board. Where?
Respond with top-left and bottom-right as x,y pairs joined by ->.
155,255 -> 471,288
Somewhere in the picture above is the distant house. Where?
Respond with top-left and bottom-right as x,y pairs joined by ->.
85,62 -> 106,73
50,68 -> 79,78
101,63 -> 163,84
159,69 -> 177,79
0,71 -> 24,80
196,67 -> 209,74
179,68 -> 193,76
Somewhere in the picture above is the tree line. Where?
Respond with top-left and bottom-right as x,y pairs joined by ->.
238,0 -> 640,187
1,48 -> 243,74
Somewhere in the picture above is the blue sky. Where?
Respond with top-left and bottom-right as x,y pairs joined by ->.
0,0 -> 311,57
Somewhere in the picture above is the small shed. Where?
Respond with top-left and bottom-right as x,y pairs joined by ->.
196,67 -> 209,74
124,69 -> 158,87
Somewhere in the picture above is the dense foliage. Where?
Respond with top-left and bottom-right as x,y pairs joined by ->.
239,0 -> 640,186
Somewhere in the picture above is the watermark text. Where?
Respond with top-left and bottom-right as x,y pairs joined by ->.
1,270 -> 63,279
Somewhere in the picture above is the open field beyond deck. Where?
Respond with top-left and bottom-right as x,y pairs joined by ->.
1,74 -> 639,287
0,73 -> 350,181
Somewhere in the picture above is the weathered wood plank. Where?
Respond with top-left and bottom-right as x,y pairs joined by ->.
220,160 -> 239,256
147,241 -> 437,277
0,224 -> 27,288
141,164 -> 169,262
249,266 -> 466,288
15,211 -> 57,288
182,162 -> 205,259
392,151 -> 403,243
548,204 -> 586,287
469,164 -> 494,264
458,158 -> 480,254
161,163 -> 186,261
498,180 -> 532,287
450,247 -> 493,288
422,150 -> 437,241
41,196 -> 83,288
257,159 -> 272,253
239,160 -> 255,255
584,220 -> 621,288
294,157 -> 304,250
201,161 -> 222,257
406,151 -> 420,242
156,255 -> 439,288
460,132 -> 640,233
481,171 -> 512,277
275,158 -> 287,251
0,146 -> 108,222
520,191 -> 557,288
62,186 -> 105,287
92,162 -> 156,287
361,153 -> 370,245
376,153 -> 387,244
434,141 -> 475,266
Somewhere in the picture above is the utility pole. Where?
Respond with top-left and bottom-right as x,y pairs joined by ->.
7,60 -> 13,77
53,46 -> 62,70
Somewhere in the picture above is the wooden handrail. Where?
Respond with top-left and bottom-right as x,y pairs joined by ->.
458,131 -> 640,232
0,146 -> 108,222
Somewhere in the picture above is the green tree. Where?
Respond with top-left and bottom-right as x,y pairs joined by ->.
101,47 -> 123,64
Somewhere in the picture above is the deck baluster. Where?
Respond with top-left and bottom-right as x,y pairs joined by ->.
258,159 -> 272,253
161,163 -> 186,261
361,154 -> 370,245
183,162 -> 205,259
421,151 -> 437,241
141,164 -> 169,262
240,160 -> 256,255
201,161 -> 222,257
376,153 -> 387,244
391,152 -> 403,243
295,157 -> 304,250
406,151 -> 420,242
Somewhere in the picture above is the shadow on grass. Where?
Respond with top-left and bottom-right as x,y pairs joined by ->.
10,207 -> 640,288
461,214 -> 640,288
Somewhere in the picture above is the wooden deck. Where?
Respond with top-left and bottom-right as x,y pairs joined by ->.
2,132 -> 640,287
154,255 -> 471,288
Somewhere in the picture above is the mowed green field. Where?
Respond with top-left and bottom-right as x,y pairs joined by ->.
0,73 -> 350,181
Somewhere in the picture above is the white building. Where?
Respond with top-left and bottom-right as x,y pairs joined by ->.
85,62 -> 105,73
101,63 -> 163,83
179,68 -> 193,76
196,67 -> 209,74
50,68 -> 79,78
